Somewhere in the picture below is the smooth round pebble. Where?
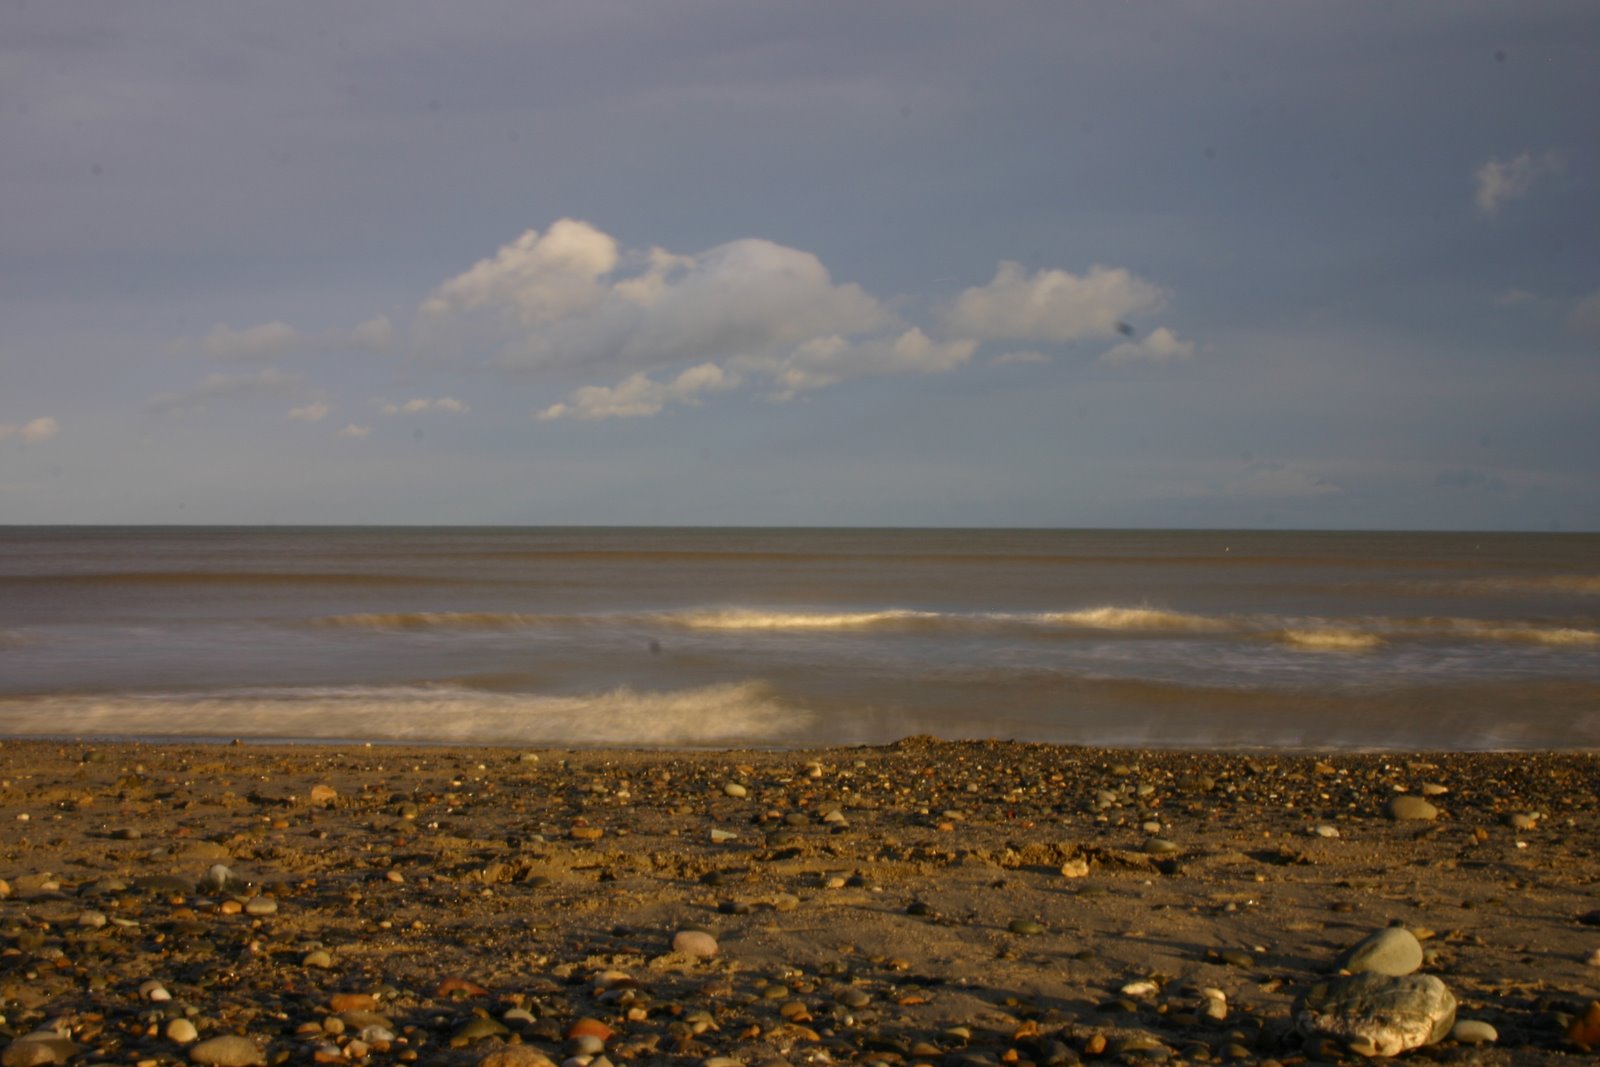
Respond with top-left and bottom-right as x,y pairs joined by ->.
187,1035 -> 265,1066
672,930 -> 718,957
1385,795 -> 1438,821
1451,1019 -> 1497,1045
167,1019 -> 199,1044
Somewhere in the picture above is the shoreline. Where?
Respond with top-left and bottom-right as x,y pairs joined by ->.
2,737 -> 1599,1065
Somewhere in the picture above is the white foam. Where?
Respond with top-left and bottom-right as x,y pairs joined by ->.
667,608 -> 942,630
0,681 -> 810,746
1040,606 -> 1233,632
1279,628 -> 1383,651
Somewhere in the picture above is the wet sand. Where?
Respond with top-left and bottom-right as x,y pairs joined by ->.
2,738 -> 1599,1065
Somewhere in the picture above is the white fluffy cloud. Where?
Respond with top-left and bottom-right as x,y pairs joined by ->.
422,219 -> 618,327
1474,152 -> 1559,215
1100,327 -> 1196,364
0,416 -> 59,443
538,363 -> 738,421
943,262 -> 1165,344
203,220 -> 1189,424
287,402 -> 331,422
337,424 -> 371,439
379,397 -> 470,416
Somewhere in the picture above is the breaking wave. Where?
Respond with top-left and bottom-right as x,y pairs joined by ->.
303,603 -> 1598,650
1039,607 -> 1232,632
0,681 -> 809,746
1279,628 -> 1384,651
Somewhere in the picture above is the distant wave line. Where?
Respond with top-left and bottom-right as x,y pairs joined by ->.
305,605 -> 1598,648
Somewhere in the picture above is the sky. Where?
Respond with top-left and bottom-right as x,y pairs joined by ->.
3,2 -> 1597,529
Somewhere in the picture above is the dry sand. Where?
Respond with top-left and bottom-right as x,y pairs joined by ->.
2,737 -> 1599,1066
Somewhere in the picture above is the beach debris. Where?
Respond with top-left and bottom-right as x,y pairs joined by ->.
1297,973 -> 1456,1057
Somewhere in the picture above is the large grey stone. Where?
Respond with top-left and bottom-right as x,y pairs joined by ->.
1297,973 -> 1456,1057
1338,927 -> 1424,977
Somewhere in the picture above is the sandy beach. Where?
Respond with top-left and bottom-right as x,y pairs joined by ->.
2,738 -> 1600,1066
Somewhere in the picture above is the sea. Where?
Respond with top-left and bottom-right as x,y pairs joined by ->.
0,527 -> 1596,751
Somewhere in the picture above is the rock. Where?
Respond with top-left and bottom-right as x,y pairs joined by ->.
200,864 -> 238,892
1008,919 -> 1045,936
1312,825 -> 1340,838
243,896 -> 277,916
1568,1001 -> 1600,1048
2,1033 -> 82,1067
1060,857 -> 1090,878
723,782 -> 747,798
1297,973 -> 1456,1057
1450,1019 -> 1497,1045
708,828 -> 738,843
1338,927 -> 1424,977
1385,795 -> 1438,821
1505,812 -> 1538,831
1144,838 -> 1180,855
302,950 -> 334,969
309,784 -> 338,806
1420,782 -> 1449,796
167,1019 -> 200,1044
478,1047 -> 557,1067
188,1035 -> 266,1066
672,929 -> 718,957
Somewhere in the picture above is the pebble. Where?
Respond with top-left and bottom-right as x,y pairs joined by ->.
1385,795 -> 1439,821
302,950 -> 334,969
1,1033 -> 82,1067
1008,918 -> 1045,936
1297,972 -> 1456,1056
140,979 -> 172,1002
478,1048 -> 557,1067
1311,824 -> 1340,838
672,930 -> 719,957
1143,838 -> 1179,855
1059,857 -> 1090,878
1450,1019 -> 1497,1045
187,1035 -> 266,1066
723,782 -> 747,798
708,828 -> 738,843
167,1019 -> 200,1044
243,896 -> 277,916
1338,926 -> 1424,977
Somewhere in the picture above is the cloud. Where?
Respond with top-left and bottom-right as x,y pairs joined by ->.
1474,151 -> 1560,215
421,218 -> 619,327
337,424 -> 371,439
1495,288 -> 1542,307
1216,462 -> 1343,498
768,328 -> 977,398
203,321 -> 300,360
423,223 -> 893,378
287,402 -> 331,422
991,350 -> 1049,366
1100,327 -> 1196,364
538,363 -> 738,421
0,416 -> 60,443
1570,287 -> 1600,338
149,369 -> 304,414
196,316 -> 395,360
379,397 -> 470,416
210,219 -> 1186,423
942,261 -> 1165,344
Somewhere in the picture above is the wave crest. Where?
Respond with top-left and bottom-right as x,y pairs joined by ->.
1041,607 -> 1232,632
